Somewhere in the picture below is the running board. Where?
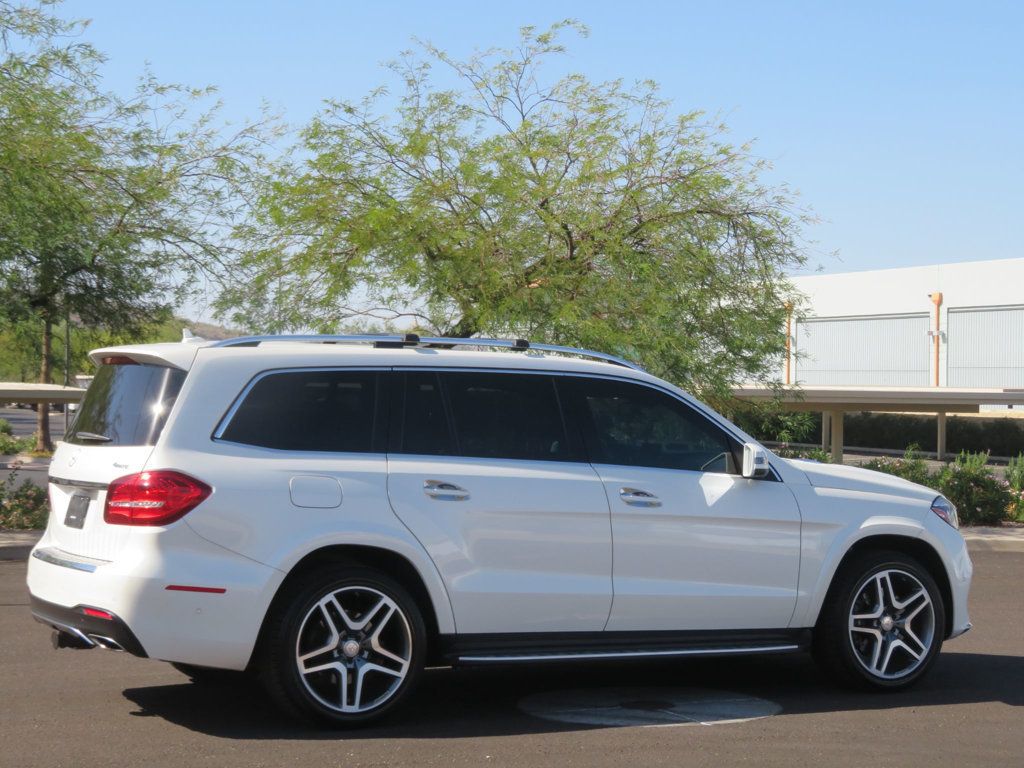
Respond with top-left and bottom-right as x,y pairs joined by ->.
438,629 -> 811,666
457,644 -> 802,664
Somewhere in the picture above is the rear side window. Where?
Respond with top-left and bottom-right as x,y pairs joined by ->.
441,372 -> 570,462
218,370 -> 379,452
566,377 -> 739,473
395,372 -> 454,456
68,362 -> 186,447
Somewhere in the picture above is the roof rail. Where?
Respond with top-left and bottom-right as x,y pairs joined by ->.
209,334 -> 644,371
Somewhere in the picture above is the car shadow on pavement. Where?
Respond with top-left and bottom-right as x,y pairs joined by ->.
121,650 -> 1024,740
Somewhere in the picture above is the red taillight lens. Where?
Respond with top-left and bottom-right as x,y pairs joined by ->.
104,471 -> 211,526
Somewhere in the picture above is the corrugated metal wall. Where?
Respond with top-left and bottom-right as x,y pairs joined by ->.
947,306 -> 1024,387
794,314 -> 930,385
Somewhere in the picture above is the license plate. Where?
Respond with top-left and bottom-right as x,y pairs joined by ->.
64,495 -> 89,529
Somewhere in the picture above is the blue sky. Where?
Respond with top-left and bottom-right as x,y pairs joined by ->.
62,0 -> 1023,284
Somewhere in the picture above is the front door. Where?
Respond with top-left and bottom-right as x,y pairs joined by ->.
560,376 -> 802,632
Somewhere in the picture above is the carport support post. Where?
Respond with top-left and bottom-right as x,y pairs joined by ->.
937,412 -> 947,461
829,409 -> 844,464
821,411 -> 831,451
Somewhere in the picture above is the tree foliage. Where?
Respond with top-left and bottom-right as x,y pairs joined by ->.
222,21 -> 806,399
0,1 -> 270,448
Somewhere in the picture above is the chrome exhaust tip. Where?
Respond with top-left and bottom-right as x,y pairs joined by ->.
51,628 -> 95,650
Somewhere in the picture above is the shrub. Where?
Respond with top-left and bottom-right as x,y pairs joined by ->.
0,421 -> 32,455
936,452 -> 1013,526
1004,454 -> 1024,521
860,446 -> 934,487
775,445 -> 832,463
0,466 -> 49,530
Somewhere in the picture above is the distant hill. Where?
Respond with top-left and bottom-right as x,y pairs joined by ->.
182,320 -> 243,341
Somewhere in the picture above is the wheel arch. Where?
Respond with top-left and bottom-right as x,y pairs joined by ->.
816,534 -> 954,639
248,544 -> 450,669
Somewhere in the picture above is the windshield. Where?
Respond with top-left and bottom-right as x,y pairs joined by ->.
66,362 -> 187,447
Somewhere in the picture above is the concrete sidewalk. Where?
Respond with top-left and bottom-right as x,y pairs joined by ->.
2,526 -> 1022,562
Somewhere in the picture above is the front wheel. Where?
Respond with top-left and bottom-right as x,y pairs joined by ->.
814,550 -> 945,689
258,566 -> 426,726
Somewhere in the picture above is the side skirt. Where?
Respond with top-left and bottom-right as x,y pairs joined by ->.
437,628 -> 811,665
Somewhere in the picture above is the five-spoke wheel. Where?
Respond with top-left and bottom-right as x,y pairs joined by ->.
815,550 -> 945,689
259,566 -> 425,725
848,569 -> 936,680
296,586 -> 413,714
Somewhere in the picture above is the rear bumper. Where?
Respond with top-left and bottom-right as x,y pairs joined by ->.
30,595 -> 147,657
26,525 -> 285,670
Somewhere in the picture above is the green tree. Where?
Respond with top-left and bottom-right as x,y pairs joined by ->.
222,22 -> 807,401
0,1 -> 269,450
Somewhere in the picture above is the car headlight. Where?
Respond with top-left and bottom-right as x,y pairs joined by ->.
931,496 -> 959,529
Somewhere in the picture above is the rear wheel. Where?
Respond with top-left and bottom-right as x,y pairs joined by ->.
258,566 -> 426,726
814,550 -> 945,689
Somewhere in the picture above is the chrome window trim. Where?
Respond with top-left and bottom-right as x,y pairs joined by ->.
210,363 -> 780,480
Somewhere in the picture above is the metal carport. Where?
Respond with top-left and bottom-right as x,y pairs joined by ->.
731,385 -> 1024,462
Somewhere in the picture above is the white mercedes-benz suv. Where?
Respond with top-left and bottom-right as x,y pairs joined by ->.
27,335 -> 973,725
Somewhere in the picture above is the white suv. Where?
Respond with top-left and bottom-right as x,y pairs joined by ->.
27,335 -> 973,725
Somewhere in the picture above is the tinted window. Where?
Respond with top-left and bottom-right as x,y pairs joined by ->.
219,370 -> 378,452
397,372 -> 453,455
442,372 -> 569,462
569,377 -> 738,473
68,363 -> 186,447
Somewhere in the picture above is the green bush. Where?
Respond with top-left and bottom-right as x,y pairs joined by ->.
1003,454 -> 1024,521
936,452 -> 1013,526
0,420 -> 32,455
860,446 -> 933,487
0,467 -> 49,530
775,445 -> 833,463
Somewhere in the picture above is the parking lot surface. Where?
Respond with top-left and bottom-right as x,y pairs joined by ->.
1,547 -> 1021,768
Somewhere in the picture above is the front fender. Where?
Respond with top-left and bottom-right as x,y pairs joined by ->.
789,485 -> 930,628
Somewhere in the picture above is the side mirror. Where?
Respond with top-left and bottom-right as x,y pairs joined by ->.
742,443 -> 771,479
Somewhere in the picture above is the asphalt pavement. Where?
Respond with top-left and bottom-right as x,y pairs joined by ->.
0,546 -> 1021,768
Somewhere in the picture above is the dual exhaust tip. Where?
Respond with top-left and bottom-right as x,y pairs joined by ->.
51,628 -> 124,652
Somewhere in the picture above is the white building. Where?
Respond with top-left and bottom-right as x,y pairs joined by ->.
786,257 -> 1024,391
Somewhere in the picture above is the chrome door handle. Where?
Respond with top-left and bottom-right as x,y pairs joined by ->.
423,480 -> 470,501
619,488 -> 661,507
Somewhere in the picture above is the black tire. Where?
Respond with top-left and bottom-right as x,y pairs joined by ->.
170,662 -> 249,685
257,565 -> 426,727
814,549 -> 945,690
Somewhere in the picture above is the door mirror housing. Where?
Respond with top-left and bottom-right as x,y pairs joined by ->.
742,443 -> 771,479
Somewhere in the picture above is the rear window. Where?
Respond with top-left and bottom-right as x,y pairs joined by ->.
217,370 -> 380,452
67,363 -> 186,447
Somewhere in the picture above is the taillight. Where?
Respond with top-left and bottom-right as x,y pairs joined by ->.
104,471 -> 211,526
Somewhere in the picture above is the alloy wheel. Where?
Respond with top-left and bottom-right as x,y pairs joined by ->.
294,585 -> 413,714
847,568 -> 936,680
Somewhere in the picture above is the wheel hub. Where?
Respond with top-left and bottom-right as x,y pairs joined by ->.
880,615 -> 895,632
341,639 -> 362,658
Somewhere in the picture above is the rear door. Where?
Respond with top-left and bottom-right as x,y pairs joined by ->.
46,359 -> 187,561
385,370 -> 613,634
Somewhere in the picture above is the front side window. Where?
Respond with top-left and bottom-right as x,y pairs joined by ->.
440,372 -> 570,462
218,370 -> 379,452
566,377 -> 738,473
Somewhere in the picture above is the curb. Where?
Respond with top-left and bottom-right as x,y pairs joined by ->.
0,531 -> 43,561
